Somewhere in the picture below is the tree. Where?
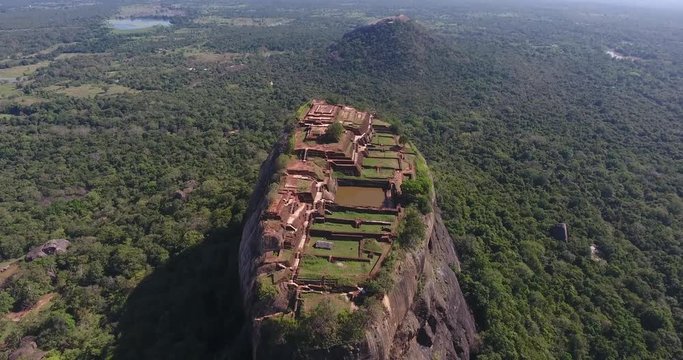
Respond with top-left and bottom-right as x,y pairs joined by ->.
297,302 -> 340,348
400,178 -> 431,214
398,207 -> 425,248
323,122 -> 344,143
108,245 -> 147,278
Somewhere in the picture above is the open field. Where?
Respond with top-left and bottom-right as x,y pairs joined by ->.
306,237 -> 360,258
43,84 -> 137,98
0,61 -> 50,78
116,4 -> 185,18
55,52 -> 109,61
0,83 -> 17,97
194,16 -> 293,26
0,84 -> 43,105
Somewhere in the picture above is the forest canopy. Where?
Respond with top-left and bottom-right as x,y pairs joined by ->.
0,0 -> 681,359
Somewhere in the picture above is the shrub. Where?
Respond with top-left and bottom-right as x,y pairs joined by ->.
0,291 -> 14,313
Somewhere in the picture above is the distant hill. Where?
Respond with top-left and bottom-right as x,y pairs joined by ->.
328,15 -> 455,77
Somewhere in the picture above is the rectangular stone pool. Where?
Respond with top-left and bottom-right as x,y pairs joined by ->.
335,186 -> 392,208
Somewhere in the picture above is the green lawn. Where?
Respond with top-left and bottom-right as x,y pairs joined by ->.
297,255 -> 372,281
310,221 -> 387,234
306,237 -> 360,258
327,210 -> 395,223
363,157 -> 401,169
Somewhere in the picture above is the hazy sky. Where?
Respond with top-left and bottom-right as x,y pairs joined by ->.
561,0 -> 683,9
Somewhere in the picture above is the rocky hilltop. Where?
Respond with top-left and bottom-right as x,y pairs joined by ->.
328,15 -> 456,77
239,100 -> 476,359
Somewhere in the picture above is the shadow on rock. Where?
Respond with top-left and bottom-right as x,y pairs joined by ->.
113,226 -> 250,360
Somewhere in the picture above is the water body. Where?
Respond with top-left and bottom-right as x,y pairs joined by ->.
108,18 -> 172,31
335,186 -> 390,208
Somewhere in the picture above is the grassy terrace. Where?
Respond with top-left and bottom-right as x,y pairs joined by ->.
362,239 -> 385,253
371,134 -> 397,146
363,157 -> 401,169
297,255 -> 374,281
300,293 -> 351,314
372,119 -> 391,127
367,150 -> 400,158
306,237 -> 360,258
402,143 -> 417,154
310,221 -> 387,234
361,167 -> 395,179
327,210 -> 396,223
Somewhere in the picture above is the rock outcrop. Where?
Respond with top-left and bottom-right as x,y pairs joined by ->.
25,239 -> 70,261
239,134 -> 477,359
551,223 -> 568,241
385,212 -> 477,359
8,337 -> 46,360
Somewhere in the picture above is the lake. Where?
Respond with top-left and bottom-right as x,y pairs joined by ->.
108,18 -> 172,31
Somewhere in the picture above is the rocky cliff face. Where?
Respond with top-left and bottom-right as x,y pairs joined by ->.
362,210 -> 477,360
239,140 -> 477,359
239,137 -> 286,311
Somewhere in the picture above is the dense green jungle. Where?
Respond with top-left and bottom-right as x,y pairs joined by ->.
0,0 -> 681,359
